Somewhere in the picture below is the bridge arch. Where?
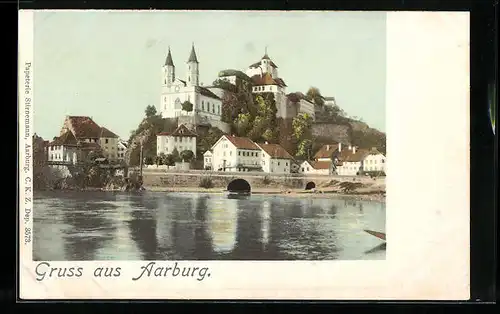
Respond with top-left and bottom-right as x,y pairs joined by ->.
227,178 -> 251,193
305,181 -> 316,190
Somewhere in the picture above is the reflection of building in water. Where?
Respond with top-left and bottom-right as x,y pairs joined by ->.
170,196 -> 197,259
155,198 -> 175,252
193,196 -> 213,259
107,209 -> 142,260
207,198 -> 237,253
234,200 -> 263,258
62,199 -> 117,260
127,195 -> 162,260
261,200 -> 271,247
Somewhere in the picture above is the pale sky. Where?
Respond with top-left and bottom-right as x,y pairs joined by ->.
33,10 -> 386,140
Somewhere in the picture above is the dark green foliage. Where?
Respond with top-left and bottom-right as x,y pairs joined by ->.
199,176 -> 214,189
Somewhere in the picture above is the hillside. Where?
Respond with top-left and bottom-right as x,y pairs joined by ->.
125,88 -> 386,166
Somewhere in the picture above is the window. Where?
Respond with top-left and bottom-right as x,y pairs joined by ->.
202,101 -> 204,111
277,162 -> 280,166
301,167 -> 304,172
238,151 -> 241,156
230,151 -> 232,156
285,162 -> 288,166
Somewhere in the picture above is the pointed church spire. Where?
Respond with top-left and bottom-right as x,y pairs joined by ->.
187,42 -> 199,63
165,46 -> 174,66
262,46 -> 270,60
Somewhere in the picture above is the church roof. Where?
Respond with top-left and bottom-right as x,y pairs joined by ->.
218,69 -> 253,82
165,48 -> 174,66
195,86 -> 221,100
248,60 -> 279,69
251,73 -> 287,87
187,44 -> 199,63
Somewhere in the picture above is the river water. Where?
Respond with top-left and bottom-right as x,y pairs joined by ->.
33,191 -> 386,261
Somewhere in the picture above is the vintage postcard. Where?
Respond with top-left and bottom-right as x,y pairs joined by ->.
18,10 -> 470,300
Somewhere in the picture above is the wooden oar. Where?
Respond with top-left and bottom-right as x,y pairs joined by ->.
364,229 -> 386,241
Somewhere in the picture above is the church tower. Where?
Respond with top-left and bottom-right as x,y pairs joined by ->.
163,47 -> 175,86
186,43 -> 199,86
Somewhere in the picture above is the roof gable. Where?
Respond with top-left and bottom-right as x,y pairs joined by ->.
66,116 -> 102,139
157,124 -> 197,137
257,143 -> 294,159
100,127 -> 119,138
314,143 -> 339,159
49,131 -> 78,146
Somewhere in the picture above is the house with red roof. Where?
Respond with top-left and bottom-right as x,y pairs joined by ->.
47,131 -> 79,164
335,146 -> 370,176
59,115 -> 121,162
362,147 -> 386,173
255,142 -> 295,173
299,160 -> 335,176
156,124 -> 197,157
211,134 -> 262,172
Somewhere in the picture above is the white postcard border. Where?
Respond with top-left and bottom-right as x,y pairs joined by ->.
18,10 -> 470,300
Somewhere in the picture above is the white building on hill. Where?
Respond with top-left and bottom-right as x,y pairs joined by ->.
245,49 -> 289,119
156,124 -> 197,157
160,45 -> 229,132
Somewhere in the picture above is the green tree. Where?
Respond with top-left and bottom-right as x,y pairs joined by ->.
171,148 -> 181,163
234,113 -> 252,136
198,127 -> 225,153
181,101 -> 194,112
305,87 -> 325,106
164,154 -> 176,166
145,105 -> 157,118
180,150 -> 195,162
292,113 -> 313,140
296,139 -> 313,159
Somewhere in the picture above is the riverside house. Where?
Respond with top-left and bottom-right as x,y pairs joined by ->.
156,124 -> 197,157
299,160 -> 334,175
335,146 -> 370,176
362,147 -> 386,173
256,142 -> 295,174
313,142 -> 343,162
211,135 -> 261,172
203,150 -> 213,170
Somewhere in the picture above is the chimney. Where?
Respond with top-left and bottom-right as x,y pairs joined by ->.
348,144 -> 352,150
327,145 -> 330,151
265,141 -> 269,145
338,142 -> 342,151
352,146 -> 357,154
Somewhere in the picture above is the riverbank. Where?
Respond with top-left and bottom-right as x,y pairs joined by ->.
145,186 -> 386,202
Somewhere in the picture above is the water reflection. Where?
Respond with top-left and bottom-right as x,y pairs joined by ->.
34,191 -> 386,261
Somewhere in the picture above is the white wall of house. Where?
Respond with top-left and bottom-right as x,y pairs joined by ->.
211,137 -> 261,172
362,153 -> 386,172
99,137 -> 118,161
157,135 -> 197,157
337,161 -> 363,176
48,145 -> 78,164
299,161 -> 331,176
117,141 -> 127,161
260,152 -> 291,173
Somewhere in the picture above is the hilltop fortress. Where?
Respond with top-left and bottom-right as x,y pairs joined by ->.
159,44 -> 318,133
